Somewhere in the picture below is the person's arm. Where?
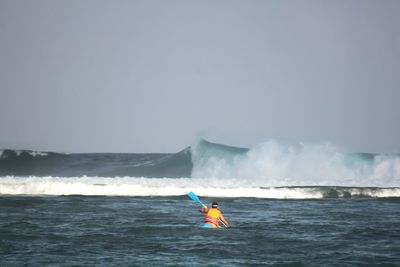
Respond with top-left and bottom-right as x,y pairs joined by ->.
219,213 -> 230,227
199,206 -> 208,213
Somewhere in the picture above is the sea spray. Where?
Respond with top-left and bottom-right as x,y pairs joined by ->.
191,139 -> 400,187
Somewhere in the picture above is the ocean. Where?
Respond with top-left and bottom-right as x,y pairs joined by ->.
1,139 -> 399,266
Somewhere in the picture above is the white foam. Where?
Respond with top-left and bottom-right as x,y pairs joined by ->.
1,176 -> 399,198
28,151 -> 48,157
191,140 -> 400,187
346,188 -> 400,198
0,150 -> 48,158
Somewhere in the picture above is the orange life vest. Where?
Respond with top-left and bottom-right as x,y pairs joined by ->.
205,208 -> 221,227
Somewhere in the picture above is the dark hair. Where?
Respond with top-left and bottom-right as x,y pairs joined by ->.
212,202 -> 218,208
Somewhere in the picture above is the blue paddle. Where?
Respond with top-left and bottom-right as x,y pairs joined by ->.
188,191 -> 207,208
187,191 -> 228,228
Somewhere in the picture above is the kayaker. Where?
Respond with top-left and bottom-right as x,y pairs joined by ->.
199,202 -> 230,228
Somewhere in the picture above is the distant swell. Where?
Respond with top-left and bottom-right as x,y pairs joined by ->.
0,149 -> 192,178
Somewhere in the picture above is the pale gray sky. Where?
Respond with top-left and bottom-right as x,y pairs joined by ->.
0,0 -> 399,153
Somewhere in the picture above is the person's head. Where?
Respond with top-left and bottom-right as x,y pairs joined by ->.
212,202 -> 218,208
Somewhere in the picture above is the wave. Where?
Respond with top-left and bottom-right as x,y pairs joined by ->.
0,149 -> 192,177
191,140 -> 400,187
1,139 -> 399,188
1,176 -> 399,199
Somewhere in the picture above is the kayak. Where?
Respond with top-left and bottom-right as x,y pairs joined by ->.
201,222 -> 214,228
201,222 -> 221,228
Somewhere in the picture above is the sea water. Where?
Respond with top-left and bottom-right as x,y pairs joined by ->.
1,196 -> 399,266
1,139 -> 399,266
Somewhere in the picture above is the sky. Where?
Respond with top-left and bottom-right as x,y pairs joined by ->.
0,0 -> 399,153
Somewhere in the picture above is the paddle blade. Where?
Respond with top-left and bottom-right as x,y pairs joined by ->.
188,191 -> 201,204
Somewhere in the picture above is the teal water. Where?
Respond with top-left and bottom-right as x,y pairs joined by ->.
1,196 -> 399,266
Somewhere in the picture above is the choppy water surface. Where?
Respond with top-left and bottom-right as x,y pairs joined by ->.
1,196 -> 399,266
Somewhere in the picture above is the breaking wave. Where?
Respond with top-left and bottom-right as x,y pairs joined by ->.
0,176 -> 399,199
191,140 -> 400,187
1,139 -> 399,198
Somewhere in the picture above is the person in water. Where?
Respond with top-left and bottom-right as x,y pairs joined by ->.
199,202 -> 230,228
